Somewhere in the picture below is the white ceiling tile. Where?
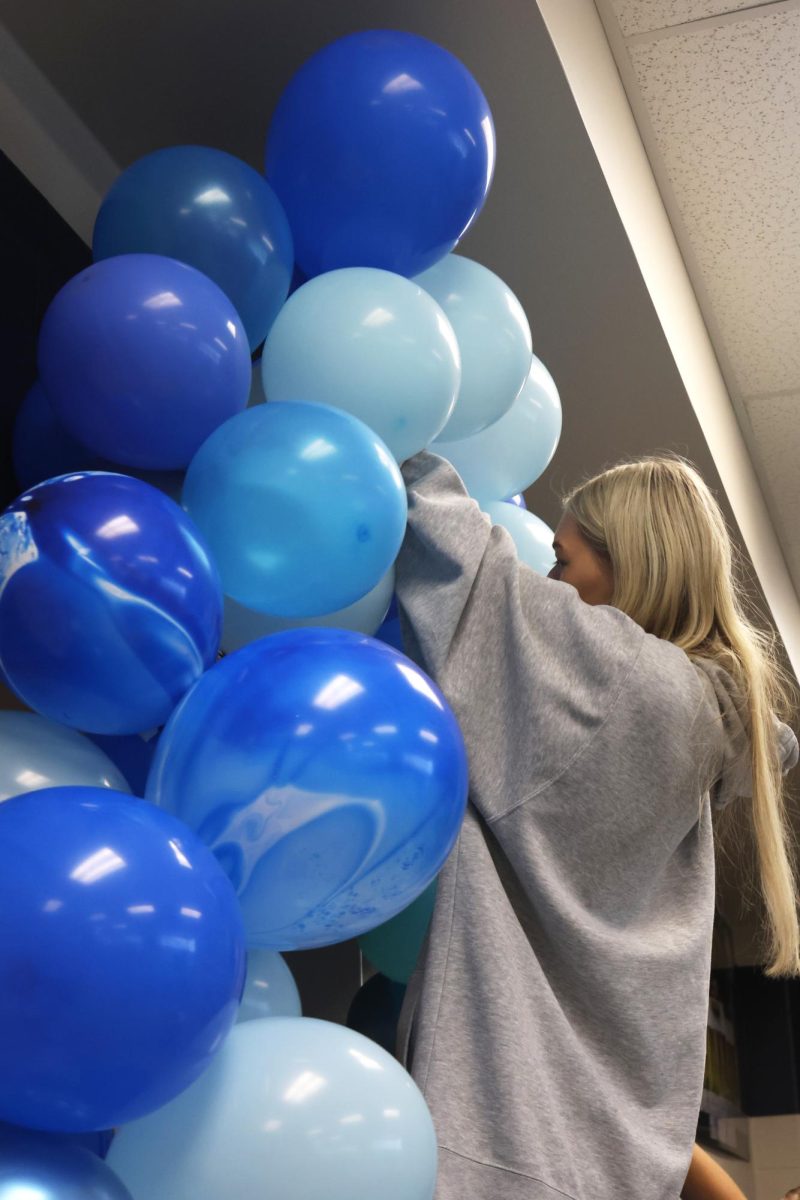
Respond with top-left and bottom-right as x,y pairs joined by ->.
626,8 -> 800,396
606,0 -> 771,39
742,393 -> 800,589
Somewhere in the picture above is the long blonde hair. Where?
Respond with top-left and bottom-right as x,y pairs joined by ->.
562,453 -> 799,977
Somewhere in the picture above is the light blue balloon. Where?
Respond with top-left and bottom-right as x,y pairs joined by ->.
261,268 -> 460,462
221,565 -> 394,653
414,254 -> 532,441
0,711 -> 131,802
484,501 -> 555,576
237,950 -> 301,1022
435,354 -> 562,503
182,402 -> 407,617
107,1018 -> 438,1200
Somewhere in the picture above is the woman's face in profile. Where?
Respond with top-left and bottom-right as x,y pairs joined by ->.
547,514 -> 614,607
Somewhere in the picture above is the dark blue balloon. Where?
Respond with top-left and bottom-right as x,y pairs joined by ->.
375,613 -> 404,654
0,1120 -> 115,1161
266,30 -> 495,278
88,732 -> 160,796
0,472 -> 222,733
12,382 -> 103,491
37,254 -> 251,469
93,147 -> 294,353
0,786 -> 246,1132
346,974 -> 407,1056
0,1124 -> 128,1198
148,628 -> 468,949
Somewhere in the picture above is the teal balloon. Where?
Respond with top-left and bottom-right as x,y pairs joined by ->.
237,950 -> 301,1022
484,502 -> 555,575
261,268 -> 460,462
359,880 -> 437,984
107,1018 -> 438,1200
221,565 -> 394,653
93,146 -> 293,352
182,402 -> 407,617
415,254 -> 532,441
434,354 -> 562,503
0,711 -> 131,802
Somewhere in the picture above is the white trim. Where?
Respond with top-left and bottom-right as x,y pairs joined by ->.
0,21 -> 119,245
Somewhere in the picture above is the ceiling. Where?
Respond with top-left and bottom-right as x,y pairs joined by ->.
595,0 -> 800,591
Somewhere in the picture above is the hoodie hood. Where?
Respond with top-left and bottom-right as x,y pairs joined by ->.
692,657 -> 798,809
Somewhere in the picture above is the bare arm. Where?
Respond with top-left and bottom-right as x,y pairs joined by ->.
681,1144 -> 748,1200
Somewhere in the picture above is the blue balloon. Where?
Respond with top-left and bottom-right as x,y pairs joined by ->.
237,950 -> 302,1022
266,30 -> 495,279
346,974 -> 407,1056
261,268 -> 460,462
221,566 -> 395,654
435,354 -> 562,502
37,254 -> 251,469
417,254 -> 533,441
0,712 -> 130,803
505,492 -> 527,509
375,612 -> 404,654
0,786 -> 246,1132
0,1125 -> 130,1199
483,501 -> 555,575
107,1018 -> 438,1200
0,472 -> 222,733
182,402 -> 407,618
147,628 -> 468,949
93,146 -> 294,353
12,382 -> 103,491
88,732 -> 160,797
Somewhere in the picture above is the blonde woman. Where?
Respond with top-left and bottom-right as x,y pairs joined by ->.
394,451 -> 798,1200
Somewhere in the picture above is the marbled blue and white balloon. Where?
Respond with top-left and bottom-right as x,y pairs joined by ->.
0,472 -> 222,733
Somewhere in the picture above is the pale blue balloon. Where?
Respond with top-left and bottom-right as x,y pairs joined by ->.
221,565 -> 394,653
182,402 -> 407,617
237,950 -> 301,1022
414,254 -> 532,441
0,711 -> 131,802
107,1018 -> 438,1200
484,501 -> 555,576
435,354 -> 562,503
261,268 -> 460,462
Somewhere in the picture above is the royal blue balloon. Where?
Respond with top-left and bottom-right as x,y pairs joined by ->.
182,402 -> 407,618
0,472 -> 222,733
37,254 -> 251,469
12,382 -> 103,491
375,612 -> 404,654
148,628 -> 468,949
93,146 -> 294,353
0,786 -> 246,1132
266,30 -> 495,279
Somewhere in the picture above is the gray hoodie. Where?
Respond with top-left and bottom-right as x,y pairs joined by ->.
395,452 -> 798,1200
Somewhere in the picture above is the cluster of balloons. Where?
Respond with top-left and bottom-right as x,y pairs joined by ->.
1,26 -> 563,1200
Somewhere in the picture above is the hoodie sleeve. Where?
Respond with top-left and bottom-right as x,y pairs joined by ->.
395,452 -> 648,817
692,658 -> 799,810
